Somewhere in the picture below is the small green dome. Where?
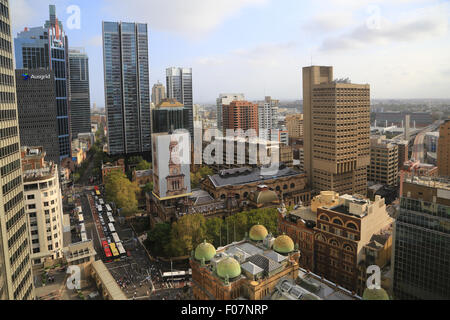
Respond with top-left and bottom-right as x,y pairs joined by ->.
363,288 -> 390,300
217,257 -> 241,279
249,224 -> 268,241
195,240 -> 216,262
273,234 -> 295,254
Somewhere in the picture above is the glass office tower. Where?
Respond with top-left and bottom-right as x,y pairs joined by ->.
102,22 -> 151,155
68,48 -> 91,140
14,5 -> 71,162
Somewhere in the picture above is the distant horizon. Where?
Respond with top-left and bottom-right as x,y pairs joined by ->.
12,0 -> 450,107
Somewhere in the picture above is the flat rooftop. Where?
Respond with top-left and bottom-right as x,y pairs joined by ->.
404,175 -> 450,191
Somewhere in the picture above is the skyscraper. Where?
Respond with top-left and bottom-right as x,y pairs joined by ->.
303,66 -> 370,196
216,93 -> 245,131
0,1 -> 35,300
68,48 -> 91,140
166,67 -> 193,136
15,69 -> 60,164
102,21 -> 151,155
14,5 -> 71,162
152,81 -> 166,106
258,96 -> 279,134
393,175 -> 450,299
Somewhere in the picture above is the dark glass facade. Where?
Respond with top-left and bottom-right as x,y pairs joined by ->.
14,5 -> 71,162
102,22 -> 151,155
68,48 -> 91,140
152,108 -> 184,134
393,196 -> 450,300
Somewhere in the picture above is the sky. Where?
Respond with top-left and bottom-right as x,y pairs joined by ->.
10,0 -> 450,105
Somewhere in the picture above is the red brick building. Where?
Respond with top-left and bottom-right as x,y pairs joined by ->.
222,100 -> 259,135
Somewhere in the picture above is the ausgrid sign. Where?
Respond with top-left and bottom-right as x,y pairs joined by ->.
29,74 -> 51,80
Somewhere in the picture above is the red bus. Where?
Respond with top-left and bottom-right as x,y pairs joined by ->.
94,186 -> 99,191
102,240 -> 112,262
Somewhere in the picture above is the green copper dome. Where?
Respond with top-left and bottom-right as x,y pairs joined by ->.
195,240 -> 216,262
363,288 -> 390,300
217,257 -> 241,279
273,234 -> 295,254
249,224 -> 268,241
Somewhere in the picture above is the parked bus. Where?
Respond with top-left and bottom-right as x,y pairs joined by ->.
81,232 -> 88,242
108,216 -> 115,224
108,223 -> 116,233
80,223 -> 86,233
109,243 -> 120,261
99,198 -> 104,206
95,189 -> 101,196
116,242 -> 126,257
105,204 -> 112,212
111,232 -> 121,244
102,241 -> 113,262
78,214 -> 84,223
162,270 -> 192,282
97,205 -> 103,213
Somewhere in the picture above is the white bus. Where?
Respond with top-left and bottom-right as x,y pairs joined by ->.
111,232 -> 121,244
108,223 -> 116,233
99,198 -> 104,206
78,214 -> 84,223
80,223 -> 86,233
97,205 -> 103,213
76,206 -> 83,214
81,232 -> 88,242
116,242 -> 126,257
108,216 -> 115,224
105,204 -> 112,212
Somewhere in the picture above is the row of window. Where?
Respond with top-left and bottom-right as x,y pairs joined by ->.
0,3 -> 9,20
8,222 -> 26,249
0,142 -> 18,160
9,238 -> 28,266
0,54 -> 12,69
0,36 -> 10,53
0,108 -> 15,121
1,159 -> 20,177
3,175 -> 22,195
0,19 -> 10,36
6,207 -> 24,232
0,126 -> 18,139
4,190 -> 23,215
0,72 -> 13,86
13,270 -> 31,300
11,254 -> 29,284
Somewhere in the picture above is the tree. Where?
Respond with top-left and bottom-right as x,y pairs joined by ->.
205,217 -> 224,248
191,166 -> 214,188
105,171 -> 140,217
135,159 -> 152,171
145,223 -> 171,257
142,182 -> 153,194
167,214 -> 207,257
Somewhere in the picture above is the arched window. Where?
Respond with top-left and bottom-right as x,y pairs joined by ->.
235,194 -> 240,200
283,185 -> 288,190
319,214 -> 329,222
276,186 -> 281,191
243,192 -> 249,199
220,194 -> 226,199
290,183 -> 295,189
347,222 -> 358,230
329,239 -> 339,247
343,244 -> 354,252
333,218 -> 343,226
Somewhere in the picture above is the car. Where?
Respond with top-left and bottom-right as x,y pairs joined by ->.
103,227 -> 108,233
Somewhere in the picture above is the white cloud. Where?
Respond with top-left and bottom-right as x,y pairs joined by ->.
319,3 -> 449,51
105,0 -> 268,38
304,11 -> 355,33
87,35 -> 102,47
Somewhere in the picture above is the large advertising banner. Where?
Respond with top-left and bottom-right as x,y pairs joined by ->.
152,131 -> 191,200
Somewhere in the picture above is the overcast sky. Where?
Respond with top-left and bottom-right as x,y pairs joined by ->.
11,0 -> 450,105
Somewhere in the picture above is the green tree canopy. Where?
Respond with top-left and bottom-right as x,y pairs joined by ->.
145,223 -> 171,257
191,166 -> 214,189
105,171 -> 140,217
135,159 -> 152,171
167,214 -> 207,257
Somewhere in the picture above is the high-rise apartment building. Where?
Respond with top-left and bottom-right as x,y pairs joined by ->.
286,114 -> 303,140
15,69 -> 60,164
0,0 -> 35,300
152,81 -> 166,106
222,101 -> 259,136
14,5 -> 71,161
369,136 -> 399,186
216,93 -> 245,131
437,120 -> 450,177
102,21 -> 151,155
303,66 -> 370,195
258,96 -> 279,134
166,67 -> 193,136
393,175 -> 450,299
21,147 -> 63,266
68,48 -> 91,140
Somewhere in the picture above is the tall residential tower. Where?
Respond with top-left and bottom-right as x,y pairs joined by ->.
102,21 -> 151,155
166,67 -> 193,136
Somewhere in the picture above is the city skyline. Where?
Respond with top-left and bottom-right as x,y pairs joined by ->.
10,0 -> 450,106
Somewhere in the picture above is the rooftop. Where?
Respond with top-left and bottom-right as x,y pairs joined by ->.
134,169 -> 153,178
404,175 -> 450,192
23,162 -> 57,182
156,98 -> 184,109
209,165 -> 304,188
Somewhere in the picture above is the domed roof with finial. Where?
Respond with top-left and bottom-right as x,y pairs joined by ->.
194,240 -> 216,262
249,224 -> 268,241
273,234 -> 295,254
217,257 -> 241,279
363,288 -> 390,300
